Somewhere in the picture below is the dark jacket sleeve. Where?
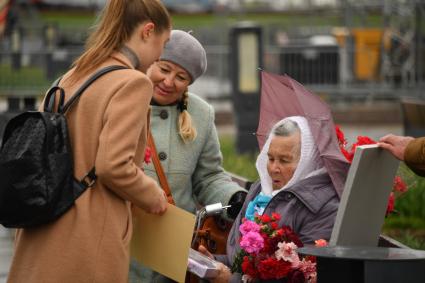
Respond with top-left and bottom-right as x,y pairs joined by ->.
404,137 -> 425,177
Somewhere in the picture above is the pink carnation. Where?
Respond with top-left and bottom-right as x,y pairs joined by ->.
239,220 -> 261,236
240,231 -> 264,254
275,242 -> 300,267
298,259 -> 317,283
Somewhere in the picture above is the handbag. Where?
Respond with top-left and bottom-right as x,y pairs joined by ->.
147,131 -> 232,254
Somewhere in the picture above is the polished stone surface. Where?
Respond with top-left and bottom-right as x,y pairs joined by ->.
299,245 -> 425,261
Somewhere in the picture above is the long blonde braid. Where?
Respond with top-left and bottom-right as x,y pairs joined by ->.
178,90 -> 197,143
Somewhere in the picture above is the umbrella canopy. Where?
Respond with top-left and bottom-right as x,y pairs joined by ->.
256,71 -> 350,197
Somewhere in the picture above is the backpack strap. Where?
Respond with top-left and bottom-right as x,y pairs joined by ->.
43,76 -> 64,113
77,167 -> 97,189
52,76 -> 62,87
61,65 -> 129,114
44,65 -> 128,114
63,65 -> 129,189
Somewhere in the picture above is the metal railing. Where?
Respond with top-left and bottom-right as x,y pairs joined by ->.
1,41 -> 424,109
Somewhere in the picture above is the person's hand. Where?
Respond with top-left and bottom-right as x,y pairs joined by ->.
142,180 -> 168,215
198,244 -> 214,259
378,134 -> 414,161
210,262 -> 231,283
198,245 -> 231,282
153,189 -> 168,215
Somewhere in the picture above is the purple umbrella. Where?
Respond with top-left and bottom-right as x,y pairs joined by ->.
256,71 -> 350,197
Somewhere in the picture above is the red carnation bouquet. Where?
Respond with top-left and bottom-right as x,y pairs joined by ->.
232,213 -> 325,283
335,125 -> 409,215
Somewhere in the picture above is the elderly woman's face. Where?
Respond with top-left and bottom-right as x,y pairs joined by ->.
147,61 -> 191,105
267,133 -> 300,190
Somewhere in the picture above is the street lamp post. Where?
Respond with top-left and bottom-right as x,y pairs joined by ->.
229,22 -> 263,154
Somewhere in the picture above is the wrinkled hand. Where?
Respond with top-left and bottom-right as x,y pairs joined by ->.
378,134 -> 414,161
198,245 -> 231,283
198,244 -> 214,259
210,262 -> 231,283
242,274 -> 254,283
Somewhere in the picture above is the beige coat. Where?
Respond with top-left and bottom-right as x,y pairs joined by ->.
7,53 -> 162,283
405,137 -> 425,177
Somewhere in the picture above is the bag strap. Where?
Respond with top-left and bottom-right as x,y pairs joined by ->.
47,66 -> 129,189
44,65 -> 129,114
147,131 -> 175,205
61,65 -> 129,114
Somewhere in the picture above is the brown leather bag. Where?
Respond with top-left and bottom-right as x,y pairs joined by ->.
148,131 -> 231,252
148,132 -> 231,282
193,215 -> 232,254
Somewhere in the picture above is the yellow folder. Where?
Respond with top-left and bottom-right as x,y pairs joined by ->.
131,204 -> 196,282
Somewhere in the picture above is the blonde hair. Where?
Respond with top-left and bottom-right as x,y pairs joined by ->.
69,0 -> 171,82
178,90 -> 197,143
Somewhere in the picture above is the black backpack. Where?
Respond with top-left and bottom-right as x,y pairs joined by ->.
0,65 -> 128,228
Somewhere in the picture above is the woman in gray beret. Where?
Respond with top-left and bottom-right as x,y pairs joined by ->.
129,30 -> 248,282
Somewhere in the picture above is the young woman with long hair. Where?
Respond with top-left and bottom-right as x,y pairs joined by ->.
7,1 -> 171,282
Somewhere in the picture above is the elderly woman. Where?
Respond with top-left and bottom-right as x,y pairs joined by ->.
145,30 -> 246,217
129,30 -> 247,283
202,116 -> 343,282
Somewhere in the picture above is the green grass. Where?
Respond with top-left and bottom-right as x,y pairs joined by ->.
382,165 -> 425,249
219,134 -> 259,182
0,64 -> 50,95
38,10 -> 384,31
382,228 -> 425,250
171,13 -> 344,28
40,10 -> 97,29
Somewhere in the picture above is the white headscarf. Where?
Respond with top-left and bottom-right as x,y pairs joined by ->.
256,116 -> 326,196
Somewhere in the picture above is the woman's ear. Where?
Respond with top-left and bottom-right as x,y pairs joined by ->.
140,22 -> 155,41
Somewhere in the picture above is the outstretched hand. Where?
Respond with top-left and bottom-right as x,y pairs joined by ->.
198,244 -> 214,259
378,134 -> 414,161
198,245 -> 231,283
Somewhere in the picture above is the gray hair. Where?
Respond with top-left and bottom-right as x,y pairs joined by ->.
272,120 -> 301,160
273,120 -> 300,137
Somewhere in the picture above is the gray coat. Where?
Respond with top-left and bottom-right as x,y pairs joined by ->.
130,93 -> 245,283
216,172 -> 339,282
145,92 -> 245,213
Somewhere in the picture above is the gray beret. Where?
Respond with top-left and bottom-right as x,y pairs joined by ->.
160,30 -> 207,83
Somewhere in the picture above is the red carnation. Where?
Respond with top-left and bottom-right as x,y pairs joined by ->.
271,212 -> 281,221
393,176 -> 407,193
386,192 -> 395,216
356,136 -> 376,145
335,125 -> 347,147
257,258 -> 292,280
144,146 -> 152,164
261,214 -> 271,223
241,256 -> 258,278
281,226 -> 303,248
